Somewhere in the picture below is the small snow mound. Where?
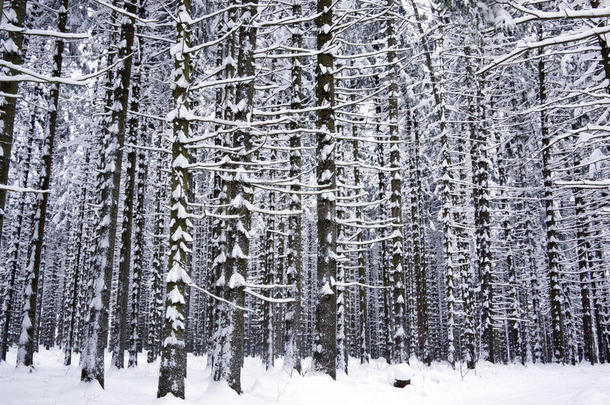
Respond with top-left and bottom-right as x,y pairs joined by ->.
392,363 -> 414,381
75,379 -> 105,403
205,379 -> 240,398
13,364 -> 36,374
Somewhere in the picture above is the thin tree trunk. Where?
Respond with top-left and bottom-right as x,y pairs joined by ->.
81,0 -> 136,386
283,0 -> 304,375
64,151 -> 89,366
0,134 -> 32,362
128,32 -> 145,368
16,0 -> 68,367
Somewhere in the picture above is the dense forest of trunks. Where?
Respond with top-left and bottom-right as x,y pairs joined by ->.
0,0 -> 608,399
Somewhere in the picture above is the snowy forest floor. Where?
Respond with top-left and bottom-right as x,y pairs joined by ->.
1,349 -> 609,405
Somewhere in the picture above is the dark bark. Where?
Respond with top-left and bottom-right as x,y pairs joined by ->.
16,0 -> 68,366
0,0 -> 28,243
312,0 -> 337,379
81,0 -> 136,386
537,31 -> 565,363
157,0 -> 191,399
283,0 -> 304,374
0,132 -> 32,362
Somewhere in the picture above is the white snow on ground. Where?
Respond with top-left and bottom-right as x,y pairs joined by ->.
1,349 -> 609,405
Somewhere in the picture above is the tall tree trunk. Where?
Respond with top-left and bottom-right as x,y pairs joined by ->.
220,0 -> 259,394
146,130 -> 165,364
111,0 -> 144,368
386,0 -> 406,364
0,0 -> 27,243
312,0 -> 337,379
336,139 -> 347,374
0,133 -> 32,361
498,138 -> 523,364
64,151 -> 89,366
263,194 -> 275,370
207,15 -> 226,369
537,29 -> 565,364
283,0 -> 304,375
81,0 -> 136,386
456,127 -> 476,369
465,44 -> 495,364
157,0 -> 192,398
16,0 -> 68,367
352,105 -> 368,364
128,34 -> 145,368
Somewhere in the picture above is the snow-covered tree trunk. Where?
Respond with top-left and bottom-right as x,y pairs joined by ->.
81,0 -> 136,386
283,0 -> 304,375
211,4 -> 233,377
465,44 -> 495,364
0,135 -> 32,362
64,150 -> 90,366
455,129 -> 476,369
537,35 -> 565,364
263,195 -> 275,370
335,133 -> 347,373
373,88 -> 392,363
146,129 -> 165,364
128,35 -> 145,368
591,236 -> 610,362
220,0 -> 259,393
16,0 -> 68,367
410,0 -> 445,366
385,0 -> 406,365
110,0 -> 140,369
498,138 -> 523,364
352,121 -> 368,364
312,0 -> 338,379
157,0 -> 192,398
0,0 -> 27,243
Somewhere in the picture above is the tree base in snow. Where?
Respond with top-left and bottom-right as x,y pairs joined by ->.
393,379 -> 411,388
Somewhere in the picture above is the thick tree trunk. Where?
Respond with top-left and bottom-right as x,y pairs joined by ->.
157,0 -> 192,399
312,0 -> 337,379
537,32 -> 565,364
465,45 -> 495,364
219,0 -> 259,394
0,0 -> 27,243
386,0 -> 406,364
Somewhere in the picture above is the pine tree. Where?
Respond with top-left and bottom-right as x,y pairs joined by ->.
157,0 -> 192,398
0,0 -> 28,242
81,0 -> 137,386
312,0 -> 338,379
